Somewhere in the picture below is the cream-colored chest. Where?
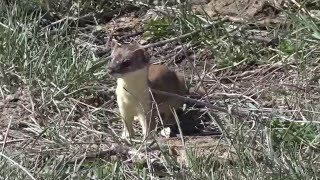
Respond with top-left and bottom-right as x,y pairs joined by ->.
115,78 -> 151,114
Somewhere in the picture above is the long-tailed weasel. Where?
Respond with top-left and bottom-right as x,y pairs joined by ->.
108,40 -> 189,139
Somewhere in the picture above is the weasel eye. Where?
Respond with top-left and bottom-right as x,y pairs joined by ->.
121,61 -> 131,68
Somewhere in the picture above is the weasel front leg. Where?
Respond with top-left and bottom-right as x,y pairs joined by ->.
137,109 -> 156,139
118,102 -> 135,139
122,120 -> 134,138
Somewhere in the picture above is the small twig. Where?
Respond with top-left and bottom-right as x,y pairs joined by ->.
106,15 -> 286,53
180,42 -> 212,101
118,31 -> 144,41
290,0 -> 317,19
151,89 -> 229,114
141,17 -> 229,49
0,22 -> 13,31
0,152 -> 36,180
226,16 -> 288,28
247,35 -> 273,44
106,124 -> 132,146
212,93 -> 260,107
152,89 -> 317,121
65,144 -> 131,164
0,139 -> 26,145
212,58 -> 248,73
41,12 -> 95,32
291,0 -> 307,13
2,116 -> 12,152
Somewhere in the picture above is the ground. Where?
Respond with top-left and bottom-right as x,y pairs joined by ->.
0,0 -> 320,179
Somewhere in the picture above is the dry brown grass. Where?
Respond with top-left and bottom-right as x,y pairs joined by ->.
0,0 -> 320,179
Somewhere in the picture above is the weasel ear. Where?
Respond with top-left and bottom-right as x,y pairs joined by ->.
132,48 -> 149,63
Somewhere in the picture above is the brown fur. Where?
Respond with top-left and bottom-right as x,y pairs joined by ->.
108,40 -> 188,139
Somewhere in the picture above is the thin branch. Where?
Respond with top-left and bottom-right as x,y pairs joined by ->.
151,89 -> 230,114
2,116 -> 12,152
0,22 -> 13,31
141,17 -> 229,49
0,152 -> 36,180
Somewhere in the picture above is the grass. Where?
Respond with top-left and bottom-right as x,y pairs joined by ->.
1,0 -> 320,179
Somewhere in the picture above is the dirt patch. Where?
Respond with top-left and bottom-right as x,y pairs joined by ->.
156,135 -> 236,165
192,0 -> 283,19
0,87 -> 34,127
104,12 -> 144,35
0,87 -> 36,144
104,0 -> 284,41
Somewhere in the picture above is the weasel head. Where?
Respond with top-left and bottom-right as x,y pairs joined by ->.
107,40 -> 150,78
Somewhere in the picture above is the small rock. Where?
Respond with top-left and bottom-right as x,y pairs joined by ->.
160,127 -> 171,138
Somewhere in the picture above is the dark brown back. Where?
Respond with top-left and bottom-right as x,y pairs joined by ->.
148,65 -> 187,104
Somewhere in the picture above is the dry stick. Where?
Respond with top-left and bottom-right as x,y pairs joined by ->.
290,0 -> 317,19
179,42 -> 234,144
119,31 -> 144,41
212,93 -> 260,107
140,17 -> 229,49
247,35 -> 273,43
104,15 -> 285,57
227,16 -> 287,27
151,89 -> 229,114
0,22 -> 13,31
0,139 -> 26,145
165,40 -> 237,145
180,42 -> 211,99
1,116 -> 12,152
0,152 -> 37,180
136,15 -> 285,52
65,144 -> 131,164
151,89 -> 235,146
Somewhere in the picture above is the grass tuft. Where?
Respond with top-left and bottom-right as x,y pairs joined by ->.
1,0 -> 320,179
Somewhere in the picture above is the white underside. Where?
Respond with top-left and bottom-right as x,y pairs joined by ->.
115,66 -> 151,119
